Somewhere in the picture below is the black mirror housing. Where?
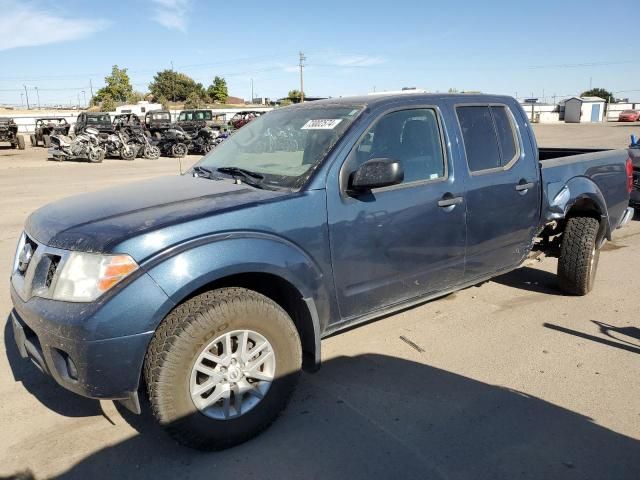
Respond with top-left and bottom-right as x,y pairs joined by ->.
349,158 -> 404,192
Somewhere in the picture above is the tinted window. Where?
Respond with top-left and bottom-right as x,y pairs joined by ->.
353,109 -> 445,183
491,106 -> 517,164
456,106 -> 500,171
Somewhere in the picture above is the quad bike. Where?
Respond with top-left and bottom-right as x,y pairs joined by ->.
156,127 -> 191,157
31,118 -> 70,147
0,117 -> 25,149
50,127 -> 105,163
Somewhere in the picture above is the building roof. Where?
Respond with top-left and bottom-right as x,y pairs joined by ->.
565,96 -> 606,103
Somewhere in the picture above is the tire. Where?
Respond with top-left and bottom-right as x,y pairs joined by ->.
171,142 -> 187,157
557,216 -> 601,295
144,288 -> 302,450
30,135 -> 36,147
88,148 -> 104,163
144,145 -> 160,160
43,134 -> 51,147
120,146 -> 136,161
17,135 -> 25,150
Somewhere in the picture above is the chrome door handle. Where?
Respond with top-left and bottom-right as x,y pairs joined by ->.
515,182 -> 535,191
438,196 -> 463,207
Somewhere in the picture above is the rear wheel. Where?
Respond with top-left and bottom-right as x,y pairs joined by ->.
17,135 -> 25,150
144,288 -> 302,450
144,145 -> 160,160
30,134 -> 36,147
120,146 -> 136,161
43,134 -> 51,147
557,216 -> 601,295
88,148 -> 104,163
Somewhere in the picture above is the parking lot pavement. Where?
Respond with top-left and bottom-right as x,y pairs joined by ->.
1,126 -> 639,479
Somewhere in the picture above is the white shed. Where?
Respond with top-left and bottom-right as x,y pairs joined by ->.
563,96 -> 606,123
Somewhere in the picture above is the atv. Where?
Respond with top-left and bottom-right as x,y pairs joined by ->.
145,110 -> 173,139
31,118 -> 70,147
0,117 -> 25,150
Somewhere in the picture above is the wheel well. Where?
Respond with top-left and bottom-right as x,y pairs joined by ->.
185,273 -> 318,372
565,198 -> 607,243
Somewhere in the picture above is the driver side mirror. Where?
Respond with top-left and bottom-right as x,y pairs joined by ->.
348,158 -> 404,192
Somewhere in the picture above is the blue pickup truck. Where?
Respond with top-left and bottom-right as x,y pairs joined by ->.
10,94 -> 634,449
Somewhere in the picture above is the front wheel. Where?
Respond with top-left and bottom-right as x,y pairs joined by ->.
557,216 -> 601,295
120,146 -> 136,161
30,134 -> 36,147
88,148 -> 104,163
43,134 -> 51,147
144,145 -> 161,160
17,135 -> 25,150
144,288 -> 302,450
171,142 -> 187,157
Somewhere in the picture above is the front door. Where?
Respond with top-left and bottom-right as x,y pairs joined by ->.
327,107 -> 466,320
455,104 -> 540,279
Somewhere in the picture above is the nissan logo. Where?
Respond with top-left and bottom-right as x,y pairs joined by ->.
17,243 -> 33,273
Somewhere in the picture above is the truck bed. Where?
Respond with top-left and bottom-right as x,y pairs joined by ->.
539,147 -> 630,235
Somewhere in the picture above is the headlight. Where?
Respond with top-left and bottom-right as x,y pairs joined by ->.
52,252 -> 138,302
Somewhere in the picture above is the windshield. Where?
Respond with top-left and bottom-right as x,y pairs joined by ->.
179,111 -> 213,121
88,115 -> 110,123
196,105 -> 362,189
152,112 -> 171,121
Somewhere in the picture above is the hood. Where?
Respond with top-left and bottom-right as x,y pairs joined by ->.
26,175 -> 287,252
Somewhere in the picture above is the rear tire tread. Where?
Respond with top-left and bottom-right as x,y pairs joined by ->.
557,216 -> 600,295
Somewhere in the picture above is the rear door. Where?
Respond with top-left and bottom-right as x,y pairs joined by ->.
455,103 -> 540,279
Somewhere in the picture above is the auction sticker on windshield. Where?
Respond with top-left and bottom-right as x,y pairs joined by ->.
301,119 -> 343,130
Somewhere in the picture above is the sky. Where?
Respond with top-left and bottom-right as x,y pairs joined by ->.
0,0 -> 638,107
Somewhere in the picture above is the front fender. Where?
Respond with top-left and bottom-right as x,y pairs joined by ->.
142,232 -> 331,330
545,176 -> 611,239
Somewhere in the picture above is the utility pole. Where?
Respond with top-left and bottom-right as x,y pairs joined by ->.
89,79 -> 94,106
35,86 -> 40,109
251,78 -> 254,104
23,85 -> 30,109
82,91 -> 86,108
20,93 -> 24,108
171,60 -> 175,102
299,51 -> 306,103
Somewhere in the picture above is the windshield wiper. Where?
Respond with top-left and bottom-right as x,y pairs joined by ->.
192,165 -> 217,179
217,166 -> 264,180
216,167 -> 277,190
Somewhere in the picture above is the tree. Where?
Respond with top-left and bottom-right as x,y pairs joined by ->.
288,89 -> 302,103
156,95 -> 170,110
101,95 -> 116,112
149,70 -> 205,102
94,65 -> 134,103
207,76 -> 228,103
184,91 -> 206,109
126,91 -> 145,103
581,88 -> 615,103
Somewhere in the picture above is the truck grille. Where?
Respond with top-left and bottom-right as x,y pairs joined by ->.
12,233 -> 67,301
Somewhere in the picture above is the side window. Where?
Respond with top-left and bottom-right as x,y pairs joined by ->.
491,106 -> 517,164
352,108 -> 445,184
456,105 -> 520,172
456,106 -> 501,171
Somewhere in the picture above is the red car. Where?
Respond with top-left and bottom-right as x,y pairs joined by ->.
618,110 -> 640,122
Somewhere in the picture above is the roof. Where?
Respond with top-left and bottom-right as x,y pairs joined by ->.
565,96 -> 606,103
287,93 -> 516,110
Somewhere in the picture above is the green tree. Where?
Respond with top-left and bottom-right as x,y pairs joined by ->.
184,91 -> 206,109
580,88 -> 615,103
94,65 -> 134,103
287,89 -> 302,103
149,70 -> 205,102
156,94 -> 170,110
126,90 -> 145,103
207,76 -> 228,103
101,95 -> 116,112
279,98 -> 292,106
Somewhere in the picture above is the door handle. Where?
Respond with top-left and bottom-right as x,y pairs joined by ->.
515,182 -> 535,192
438,196 -> 463,207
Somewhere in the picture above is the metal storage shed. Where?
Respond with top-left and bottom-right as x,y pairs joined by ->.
563,96 -> 606,123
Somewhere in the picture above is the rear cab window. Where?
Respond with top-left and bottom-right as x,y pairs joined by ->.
456,105 -> 520,173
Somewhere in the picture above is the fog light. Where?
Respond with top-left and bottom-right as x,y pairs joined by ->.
65,355 -> 78,381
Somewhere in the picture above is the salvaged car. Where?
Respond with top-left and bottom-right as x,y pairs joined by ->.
9,94 -> 634,451
229,110 -> 263,129
0,117 -> 25,149
618,110 -> 640,122
73,112 -> 113,136
177,109 -> 227,135
31,118 -> 70,147
145,110 -> 173,138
